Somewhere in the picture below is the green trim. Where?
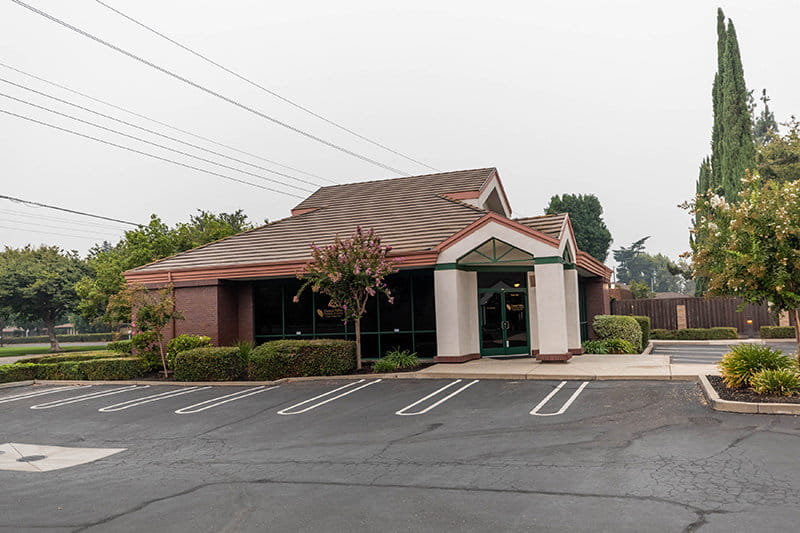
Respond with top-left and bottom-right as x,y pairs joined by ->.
435,263 -> 460,270
456,237 -> 535,266
563,263 -> 577,270
478,288 -> 530,356
534,256 -> 564,265
436,263 -> 533,272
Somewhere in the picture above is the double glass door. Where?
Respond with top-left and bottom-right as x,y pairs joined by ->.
479,289 -> 529,356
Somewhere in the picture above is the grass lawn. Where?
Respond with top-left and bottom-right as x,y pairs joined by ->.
0,345 -> 109,357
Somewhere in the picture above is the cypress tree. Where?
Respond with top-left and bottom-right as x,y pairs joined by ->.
709,9 -> 726,187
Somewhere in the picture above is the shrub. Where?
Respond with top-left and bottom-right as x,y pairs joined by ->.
373,359 -> 397,373
131,331 -> 161,370
0,363 -> 38,383
166,334 -> 212,369
582,340 -> 608,354
372,348 -> 420,373
709,327 -> 738,339
632,316 -> 651,347
650,327 -> 738,340
248,339 -> 356,381
34,357 -> 147,381
35,361 -> 84,380
107,339 -> 133,354
592,315 -> 642,352
0,333 -> 114,345
17,351 -> 127,364
761,326 -> 796,339
602,338 -> 637,354
750,368 -> 800,396
651,328 -> 677,340
174,347 -> 245,382
718,344 -> 795,388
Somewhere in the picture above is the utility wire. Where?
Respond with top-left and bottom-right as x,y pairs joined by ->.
0,207 -> 130,231
0,107 -> 306,199
0,61 -> 337,184
0,77 -> 323,189
0,194 -> 140,226
0,223 -> 114,241
0,217 -> 122,237
12,0 -> 412,176
94,0 -> 439,173
0,91 -> 314,193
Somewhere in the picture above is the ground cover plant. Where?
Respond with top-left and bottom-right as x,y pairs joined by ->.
373,348 -> 421,373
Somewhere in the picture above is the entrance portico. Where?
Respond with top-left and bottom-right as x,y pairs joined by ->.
433,213 -> 584,362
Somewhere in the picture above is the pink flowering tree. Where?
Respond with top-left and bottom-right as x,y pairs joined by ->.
295,227 -> 399,369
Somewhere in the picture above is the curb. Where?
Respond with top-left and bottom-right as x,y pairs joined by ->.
698,374 -> 800,415
0,380 -> 34,389
651,339 -> 791,345
640,342 -> 654,355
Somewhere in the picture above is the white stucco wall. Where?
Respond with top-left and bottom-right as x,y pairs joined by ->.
527,272 -> 539,352
434,269 -> 479,357
563,268 -> 582,351
533,262 -> 569,355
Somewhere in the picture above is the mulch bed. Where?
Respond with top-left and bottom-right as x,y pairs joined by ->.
707,375 -> 800,404
353,361 -> 434,374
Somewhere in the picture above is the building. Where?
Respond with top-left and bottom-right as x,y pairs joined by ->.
124,168 -> 611,362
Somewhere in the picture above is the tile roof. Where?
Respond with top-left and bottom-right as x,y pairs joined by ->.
132,168 -> 496,273
513,214 -> 567,240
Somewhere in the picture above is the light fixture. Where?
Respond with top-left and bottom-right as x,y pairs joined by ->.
513,283 -> 521,288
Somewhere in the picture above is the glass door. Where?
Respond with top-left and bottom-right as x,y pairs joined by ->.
479,289 -> 529,356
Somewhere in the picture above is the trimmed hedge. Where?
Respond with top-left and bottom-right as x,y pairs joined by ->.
0,333 -> 114,345
760,326 -> 796,339
166,334 -> 212,370
248,339 -> 356,381
0,363 -> 38,383
107,339 -> 133,354
632,316 -> 651,347
592,315 -> 642,352
17,351 -> 128,364
0,357 -> 147,382
651,327 -> 738,340
174,347 -> 245,382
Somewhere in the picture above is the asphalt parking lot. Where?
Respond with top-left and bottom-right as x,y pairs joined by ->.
652,341 -> 797,364
2,378 -> 800,532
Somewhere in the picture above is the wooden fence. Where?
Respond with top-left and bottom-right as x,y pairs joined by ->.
610,297 -> 790,333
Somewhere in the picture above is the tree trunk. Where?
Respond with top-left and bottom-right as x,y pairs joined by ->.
355,318 -> 362,370
794,309 -> 800,366
45,318 -> 60,352
158,336 -> 169,379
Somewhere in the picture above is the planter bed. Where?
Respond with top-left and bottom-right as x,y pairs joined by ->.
707,375 -> 800,404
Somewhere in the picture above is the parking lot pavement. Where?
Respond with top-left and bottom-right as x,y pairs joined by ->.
2,379 -> 800,531
652,341 -> 797,364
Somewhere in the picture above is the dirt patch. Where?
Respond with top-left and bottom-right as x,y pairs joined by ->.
707,375 -> 800,404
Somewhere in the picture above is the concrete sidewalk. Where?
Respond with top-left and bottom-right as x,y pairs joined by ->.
417,354 -> 719,381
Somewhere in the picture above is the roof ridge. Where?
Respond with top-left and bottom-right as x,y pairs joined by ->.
435,193 -> 492,215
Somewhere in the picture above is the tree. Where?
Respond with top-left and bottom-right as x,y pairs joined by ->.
689,175 -> 800,357
756,116 -> 800,182
628,280 -> 654,300
614,238 -> 694,294
295,227 -> 399,369
544,194 -> 612,262
0,246 -> 87,351
751,88 -> 779,146
613,237 -> 650,284
76,210 -> 254,323
107,283 -> 182,378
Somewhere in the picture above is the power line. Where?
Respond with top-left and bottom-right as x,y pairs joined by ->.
0,91 -> 314,193
0,76 -> 324,189
0,107 -> 306,199
0,217 -> 122,237
0,223 -> 112,241
0,61 -> 338,184
0,207 -> 129,231
0,194 -> 141,226
94,0 -> 439,173
12,0 -> 412,176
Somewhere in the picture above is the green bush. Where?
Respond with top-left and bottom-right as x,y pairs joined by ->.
248,339 -> 356,381
602,338 -> 637,354
34,357 -> 147,381
166,334 -> 212,370
650,327 -> 738,340
35,361 -> 84,380
632,316 -> 651,347
592,315 -> 642,352
718,344 -> 795,388
18,351 -> 127,364
107,339 -> 133,354
0,333 -> 114,345
0,363 -> 38,383
174,347 -> 245,382
751,368 -> 800,396
131,331 -> 161,370
373,359 -> 397,373
372,348 -> 420,373
582,340 -> 608,354
761,326 -> 796,339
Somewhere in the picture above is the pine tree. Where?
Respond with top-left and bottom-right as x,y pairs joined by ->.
709,9 -> 726,187
753,89 -> 778,145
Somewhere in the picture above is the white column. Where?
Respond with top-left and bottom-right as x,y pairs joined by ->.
563,267 -> 582,353
534,262 -> 569,356
434,269 -> 479,359
527,272 -> 539,353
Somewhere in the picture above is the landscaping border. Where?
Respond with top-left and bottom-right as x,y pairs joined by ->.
698,374 -> 800,415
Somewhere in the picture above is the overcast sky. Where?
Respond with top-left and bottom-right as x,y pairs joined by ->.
1,1 -> 798,264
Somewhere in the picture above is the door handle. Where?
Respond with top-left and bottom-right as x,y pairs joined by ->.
501,321 -> 509,330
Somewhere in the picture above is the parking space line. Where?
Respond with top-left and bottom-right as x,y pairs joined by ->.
530,381 -> 589,416
0,385 -> 91,404
98,386 -> 210,412
277,379 -> 382,415
174,386 -> 278,414
395,379 -> 479,416
30,385 -> 149,410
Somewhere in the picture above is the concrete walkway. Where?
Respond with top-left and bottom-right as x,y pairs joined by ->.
417,354 -> 719,381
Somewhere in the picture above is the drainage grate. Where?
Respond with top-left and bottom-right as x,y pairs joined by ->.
17,455 -> 47,463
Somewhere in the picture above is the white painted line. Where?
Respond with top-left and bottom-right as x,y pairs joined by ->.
31,385 -> 148,410
98,386 -> 210,412
530,381 -> 589,417
0,385 -> 91,404
277,379 -> 382,415
174,386 -> 278,414
396,379 -> 479,416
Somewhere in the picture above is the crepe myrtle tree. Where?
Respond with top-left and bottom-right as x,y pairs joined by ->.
107,283 -> 183,378
687,174 -> 800,358
295,227 -> 400,370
